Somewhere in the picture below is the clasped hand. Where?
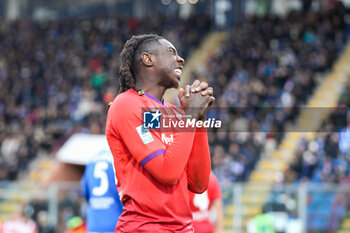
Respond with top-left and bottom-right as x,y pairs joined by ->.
178,80 -> 215,120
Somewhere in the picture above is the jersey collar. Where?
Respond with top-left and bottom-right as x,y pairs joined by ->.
129,89 -> 167,107
144,92 -> 167,107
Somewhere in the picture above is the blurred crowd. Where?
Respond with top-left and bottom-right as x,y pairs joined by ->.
0,14 -> 210,181
198,3 -> 349,186
275,65 -> 350,233
287,78 -> 350,184
1,2 -> 347,186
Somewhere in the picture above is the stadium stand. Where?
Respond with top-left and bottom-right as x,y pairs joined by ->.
0,14 -> 211,182
186,2 -> 350,231
1,1 -> 350,232
203,4 -> 348,182
284,78 -> 350,232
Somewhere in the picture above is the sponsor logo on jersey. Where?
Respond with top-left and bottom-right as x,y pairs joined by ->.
161,133 -> 174,145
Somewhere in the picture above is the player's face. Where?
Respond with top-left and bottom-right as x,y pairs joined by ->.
154,39 -> 185,89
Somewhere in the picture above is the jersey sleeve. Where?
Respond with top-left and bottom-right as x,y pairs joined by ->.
187,129 -> 211,193
106,94 -> 166,165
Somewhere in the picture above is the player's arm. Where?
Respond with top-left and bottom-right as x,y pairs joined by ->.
186,129 -> 211,193
145,91 -> 213,185
107,94 -> 210,186
143,131 -> 195,185
111,106 -> 194,186
183,81 -> 214,193
145,89 -> 212,186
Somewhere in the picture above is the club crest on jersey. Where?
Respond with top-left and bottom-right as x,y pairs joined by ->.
143,110 -> 161,129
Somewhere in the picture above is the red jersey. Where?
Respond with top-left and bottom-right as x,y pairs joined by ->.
106,89 -> 210,232
188,173 -> 222,233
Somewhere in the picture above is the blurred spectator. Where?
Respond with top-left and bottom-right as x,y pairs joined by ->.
247,208 -> 275,233
36,210 -> 54,233
63,216 -> 86,233
1,203 -> 38,233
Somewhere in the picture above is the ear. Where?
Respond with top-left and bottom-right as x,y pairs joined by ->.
141,52 -> 153,67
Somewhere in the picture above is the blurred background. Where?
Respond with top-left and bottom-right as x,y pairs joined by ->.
1,0 -> 350,232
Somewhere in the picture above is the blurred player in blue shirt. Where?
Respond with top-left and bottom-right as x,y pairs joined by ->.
81,150 -> 124,233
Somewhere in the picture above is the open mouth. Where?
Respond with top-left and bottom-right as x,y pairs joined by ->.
174,68 -> 182,76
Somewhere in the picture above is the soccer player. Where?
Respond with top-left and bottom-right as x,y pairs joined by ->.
106,34 -> 214,232
189,172 -> 224,233
81,150 -> 124,233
